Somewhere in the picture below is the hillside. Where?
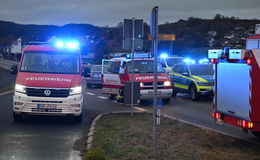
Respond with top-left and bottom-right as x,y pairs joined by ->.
0,15 -> 260,58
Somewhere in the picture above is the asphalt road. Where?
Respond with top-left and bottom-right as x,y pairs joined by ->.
0,68 -> 16,91
0,88 -> 135,160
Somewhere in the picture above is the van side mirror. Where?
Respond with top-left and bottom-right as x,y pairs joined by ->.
11,65 -> 18,74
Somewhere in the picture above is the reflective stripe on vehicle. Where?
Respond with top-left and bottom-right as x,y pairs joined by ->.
174,83 -> 189,90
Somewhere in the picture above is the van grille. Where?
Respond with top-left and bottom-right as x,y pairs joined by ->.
26,88 -> 70,97
143,82 -> 164,86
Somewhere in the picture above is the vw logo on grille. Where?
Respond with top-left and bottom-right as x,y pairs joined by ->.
44,89 -> 51,96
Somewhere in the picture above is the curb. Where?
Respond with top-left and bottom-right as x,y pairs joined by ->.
86,108 -> 260,151
86,110 -> 145,151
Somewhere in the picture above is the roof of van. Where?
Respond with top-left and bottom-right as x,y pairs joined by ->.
23,45 -> 80,53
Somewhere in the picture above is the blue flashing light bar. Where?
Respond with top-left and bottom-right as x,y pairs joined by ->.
183,58 -> 192,63
126,53 -> 152,59
159,53 -> 168,59
55,40 -> 79,49
184,58 -> 209,64
199,58 -> 209,64
56,41 -> 65,48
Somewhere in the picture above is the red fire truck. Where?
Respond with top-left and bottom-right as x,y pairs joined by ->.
209,48 -> 260,137
102,53 -> 173,103
13,41 -> 83,122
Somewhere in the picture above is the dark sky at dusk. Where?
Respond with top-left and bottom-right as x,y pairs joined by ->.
0,0 -> 259,26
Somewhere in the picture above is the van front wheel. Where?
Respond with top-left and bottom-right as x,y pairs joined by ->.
190,86 -> 199,101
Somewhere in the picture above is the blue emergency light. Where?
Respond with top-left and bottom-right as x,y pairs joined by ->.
184,58 -> 209,64
159,53 -> 168,59
55,40 -> 79,49
183,58 -> 193,63
199,58 -> 209,64
126,53 -> 152,59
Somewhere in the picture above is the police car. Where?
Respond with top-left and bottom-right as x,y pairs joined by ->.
168,58 -> 214,100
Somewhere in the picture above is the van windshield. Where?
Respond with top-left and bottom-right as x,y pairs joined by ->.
166,57 -> 183,67
189,64 -> 213,75
127,60 -> 165,73
20,52 -> 80,74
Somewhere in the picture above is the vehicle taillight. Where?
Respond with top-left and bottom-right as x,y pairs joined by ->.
210,59 -> 216,64
215,113 -> 221,119
212,112 -> 221,119
240,120 -> 253,129
246,58 -> 252,65
248,122 -> 254,129
212,112 -> 215,118
242,120 -> 246,128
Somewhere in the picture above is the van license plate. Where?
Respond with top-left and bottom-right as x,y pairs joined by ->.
37,104 -> 57,109
148,91 -> 162,95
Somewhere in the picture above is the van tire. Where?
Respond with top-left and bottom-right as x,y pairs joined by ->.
13,112 -> 22,122
190,85 -> 199,101
109,95 -> 115,100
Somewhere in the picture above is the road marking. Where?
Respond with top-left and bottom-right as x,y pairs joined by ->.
133,107 -> 147,112
85,92 -> 95,96
0,90 -> 14,96
97,96 -> 108,100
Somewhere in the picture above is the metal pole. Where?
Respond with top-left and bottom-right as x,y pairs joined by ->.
153,38 -> 158,152
131,18 -> 135,116
170,41 -> 173,55
152,7 -> 158,152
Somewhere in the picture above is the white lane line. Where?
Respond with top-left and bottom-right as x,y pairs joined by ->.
133,107 -> 147,112
0,90 -> 14,96
85,92 -> 96,96
97,96 -> 108,100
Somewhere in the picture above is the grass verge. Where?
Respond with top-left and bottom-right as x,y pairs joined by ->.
85,113 -> 260,160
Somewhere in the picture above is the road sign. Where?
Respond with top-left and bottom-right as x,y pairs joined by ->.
150,7 -> 158,39
148,34 -> 176,41
123,39 -> 143,51
123,19 -> 144,50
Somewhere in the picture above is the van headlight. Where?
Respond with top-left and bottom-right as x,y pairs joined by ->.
163,81 -> 171,87
15,84 -> 26,93
70,86 -> 82,95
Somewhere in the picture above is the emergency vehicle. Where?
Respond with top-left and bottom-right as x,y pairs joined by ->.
102,53 -> 173,103
209,48 -> 260,137
13,41 -> 83,122
159,54 -> 183,72
210,25 -> 260,137
168,58 -> 214,100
